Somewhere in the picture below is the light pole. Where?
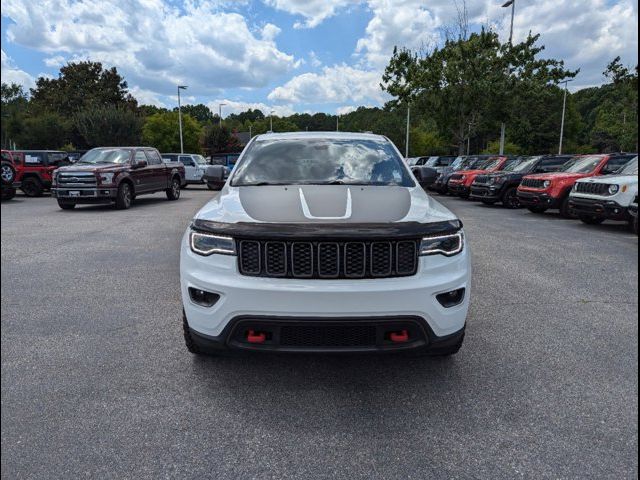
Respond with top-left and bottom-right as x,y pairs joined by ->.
269,110 -> 275,132
336,114 -> 339,132
218,103 -> 226,127
502,0 -> 515,44
249,124 -> 252,139
558,79 -> 574,155
499,0 -> 515,155
405,104 -> 411,159
177,85 -> 187,154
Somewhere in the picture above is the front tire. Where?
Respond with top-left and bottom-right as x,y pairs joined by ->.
57,200 -> 76,210
481,199 -> 496,205
183,312 -> 203,355
115,182 -> 133,209
501,187 -> 521,209
21,177 -> 44,197
560,196 -> 577,219
579,215 -> 605,225
1,161 -> 16,185
166,177 -> 181,200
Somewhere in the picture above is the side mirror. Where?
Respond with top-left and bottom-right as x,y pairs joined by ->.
133,159 -> 148,168
203,165 -> 225,183
412,166 -> 438,187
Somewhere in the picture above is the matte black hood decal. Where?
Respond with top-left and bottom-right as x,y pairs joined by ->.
238,185 -> 411,223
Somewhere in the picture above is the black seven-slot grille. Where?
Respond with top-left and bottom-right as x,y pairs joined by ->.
574,182 -> 610,195
474,175 -> 490,185
521,178 -> 546,189
238,239 -> 419,279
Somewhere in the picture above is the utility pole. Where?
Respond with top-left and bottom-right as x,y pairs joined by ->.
336,115 -> 339,132
558,79 -> 573,155
269,111 -> 275,132
218,103 -> 226,127
177,85 -> 187,154
405,104 -> 410,159
499,0 -> 515,155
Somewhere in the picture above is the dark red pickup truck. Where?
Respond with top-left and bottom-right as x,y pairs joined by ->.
51,147 -> 185,210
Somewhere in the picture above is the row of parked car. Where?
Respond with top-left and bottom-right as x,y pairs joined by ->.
410,153 -> 639,234
0,148 -> 235,207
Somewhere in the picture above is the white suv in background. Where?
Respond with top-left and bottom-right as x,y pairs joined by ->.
569,156 -> 638,229
180,132 -> 471,357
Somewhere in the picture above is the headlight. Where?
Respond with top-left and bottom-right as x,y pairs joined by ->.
543,180 -> 552,188
608,184 -> 619,195
419,231 -> 464,257
189,230 -> 236,256
99,173 -> 115,184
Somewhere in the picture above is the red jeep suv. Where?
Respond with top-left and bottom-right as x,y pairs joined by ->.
447,156 -> 517,198
517,154 -> 636,218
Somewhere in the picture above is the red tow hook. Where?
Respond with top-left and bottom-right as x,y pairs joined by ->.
389,330 -> 409,343
246,330 -> 267,344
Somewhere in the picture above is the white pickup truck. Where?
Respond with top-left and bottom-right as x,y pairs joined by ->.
569,156 -> 638,231
161,153 -> 209,187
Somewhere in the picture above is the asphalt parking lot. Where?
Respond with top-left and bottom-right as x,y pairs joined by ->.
1,189 -> 638,479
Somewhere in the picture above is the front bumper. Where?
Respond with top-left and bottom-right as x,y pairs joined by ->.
469,184 -> 503,201
448,182 -> 470,196
52,187 -> 117,203
568,196 -> 629,220
516,190 -> 560,208
180,230 -> 471,351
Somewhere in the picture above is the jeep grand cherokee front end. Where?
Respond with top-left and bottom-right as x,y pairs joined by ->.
180,132 -> 471,356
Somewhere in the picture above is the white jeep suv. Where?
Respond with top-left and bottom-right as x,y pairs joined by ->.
569,156 -> 638,228
180,132 -> 471,356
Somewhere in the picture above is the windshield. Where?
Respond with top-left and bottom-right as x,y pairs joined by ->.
619,157 -> 638,175
479,158 -> 502,170
194,155 -> 208,165
561,155 -> 603,174
162,154 -> 178,162
231,138 -> 414,187
450,156 -> 465,169
79,148 -> 131,164
507,157 -> 541,173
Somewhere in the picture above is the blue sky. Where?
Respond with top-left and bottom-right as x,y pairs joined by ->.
1,0 -> 638,116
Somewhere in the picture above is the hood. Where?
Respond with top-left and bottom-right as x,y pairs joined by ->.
524,172 -> 589,181
456,169 -> 488,176
576,174 -> 638,185
196,185 -> 457,225
56,164 -> 124,173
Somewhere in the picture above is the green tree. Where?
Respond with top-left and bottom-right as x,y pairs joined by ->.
74,106 -> 144,147
142,111 -> 202,153
382,30 -> 577,154
201,124 -> 242,154
177,104 -> 215,123
30,61 -> 136,116
1,82 -> 29,148
18,112 -> 73,149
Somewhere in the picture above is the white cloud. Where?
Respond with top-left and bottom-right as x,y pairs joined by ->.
309,51 -> 322,67
43,55 -> 66,68
0,49 -> 35,88
2,0 -> 297,95
207,99 -> 295,118
336,105 -> 358,115
129,85 -> 168,107
263,0 -> 354,28
268,64 -> 388,105
509,0 -> 639,88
